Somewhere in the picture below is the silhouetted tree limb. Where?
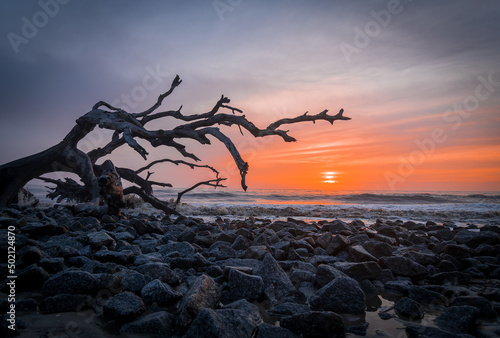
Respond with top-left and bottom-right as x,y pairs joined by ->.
175,178 -> 227,205
0,74 -> 350,216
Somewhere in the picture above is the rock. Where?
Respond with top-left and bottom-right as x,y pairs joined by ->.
450,296 -> 496,317
347,322 -> 369,336
315,233 -> 332,250
21,221 -> 67,237
134,262 -> 180,286
17,265 -> 50,292
280,311 -> 345,338
227,268 -> 264,302
120,311 -> 174,336
428,272 -> 471,285
254,253 -> 296,302
453,230 -> 500,248
129,218 -> 164,235
175,274 -> 221,333
87,231 -> 115,248
223,299 -> 262,326
379,256 -> 427,277
326,234 -> 350,255
289,268 -> 315,287
349,233 -> 371,244
15,299 -> 38,312
405,323 -> 475,338
232,235 -> 252,251
170,253 -> 210,270
158,241 -> 196,257
185,308 -> 258,338
267,302 -> 311,317
333,261 -> 382,280
359,279 -> 378,296
78,216 -> 100,230
40,294 -> 92,314
308,277 -> 366,314
209,242 -> 238,260
374,233 -> 397,245
121,271 -> 152,292
113,231 -> 135,242
42,270 -> 98,296
255,323 -> 299,338
315,264 -> 348,288
39,257 -> 65,274
322,219 -> 354,234
94,250 -> 133,265
394,297 -> 424,319
362,240 -> 393,258
435,306 -> 480,334
349,244 -> 378,262
133,238 -> 159,253
408,286 -> 446,304
385,279 -> 413,293
19,245 -> 48,265
141,279 -> 182,306
376,225 -> 398,238
245,245 -> 269,260
410,252 -> 440,267
103,291 -> 145,322
96,273 -> 120,291
443,244 -> 471,259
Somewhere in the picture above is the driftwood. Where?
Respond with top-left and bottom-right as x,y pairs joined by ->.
0,75 -> 351,215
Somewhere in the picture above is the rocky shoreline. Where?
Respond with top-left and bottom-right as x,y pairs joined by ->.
1,205 -> 500,337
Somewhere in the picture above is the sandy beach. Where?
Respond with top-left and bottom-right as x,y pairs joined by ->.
2,203 -> 500,337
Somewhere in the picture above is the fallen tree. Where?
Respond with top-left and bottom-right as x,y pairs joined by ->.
0,75 -> 350,215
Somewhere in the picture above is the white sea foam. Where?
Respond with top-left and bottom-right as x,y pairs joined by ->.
25,184 -> 500,225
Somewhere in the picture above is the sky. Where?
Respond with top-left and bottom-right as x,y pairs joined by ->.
0,0 -> 499,193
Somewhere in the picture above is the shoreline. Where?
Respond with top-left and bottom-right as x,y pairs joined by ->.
2,204 -> 500,337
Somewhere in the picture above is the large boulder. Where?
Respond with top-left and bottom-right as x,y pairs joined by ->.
254,253 -> 296,302
255,323 -> 299,338
40,294 -> 92,314
280,311 -> 345,338
227,268 -> 264,302
140,279 -> 182,306
453,230 -> 500,248
379,256 -> 427,277
435,306 -> 480,334
175,274 -> 221,333
102,291 -> 146,322
333,261 -> 382,280
185,308 -> 258,338
120,311 -> 174,336
308,277 -> 366,314
134,262 -> 180,286
42,270 -> 98,296
394,297 -> 424,319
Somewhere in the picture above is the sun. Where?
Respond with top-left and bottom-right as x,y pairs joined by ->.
321,171 -> 338,184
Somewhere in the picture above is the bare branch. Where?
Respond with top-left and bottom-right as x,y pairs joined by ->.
123,185 -> 180,216
133,74 -> 182,118
175,178 -> 226,205
267,108 -> 350,130
202,127 -> 249,191
136,158 -> 220,176
123,126 -> 149,159
92,101 -> 123,111
140,94 -> 231,125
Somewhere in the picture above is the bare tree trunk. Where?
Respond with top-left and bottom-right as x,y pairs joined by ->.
0,74 -> 350,215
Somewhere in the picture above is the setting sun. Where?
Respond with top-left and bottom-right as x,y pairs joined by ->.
322,171 -> 338,184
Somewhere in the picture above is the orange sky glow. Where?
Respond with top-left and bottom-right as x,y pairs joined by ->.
1,1 -> 499,193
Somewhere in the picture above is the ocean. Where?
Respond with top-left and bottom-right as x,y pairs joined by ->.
26,185 -> 500,226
